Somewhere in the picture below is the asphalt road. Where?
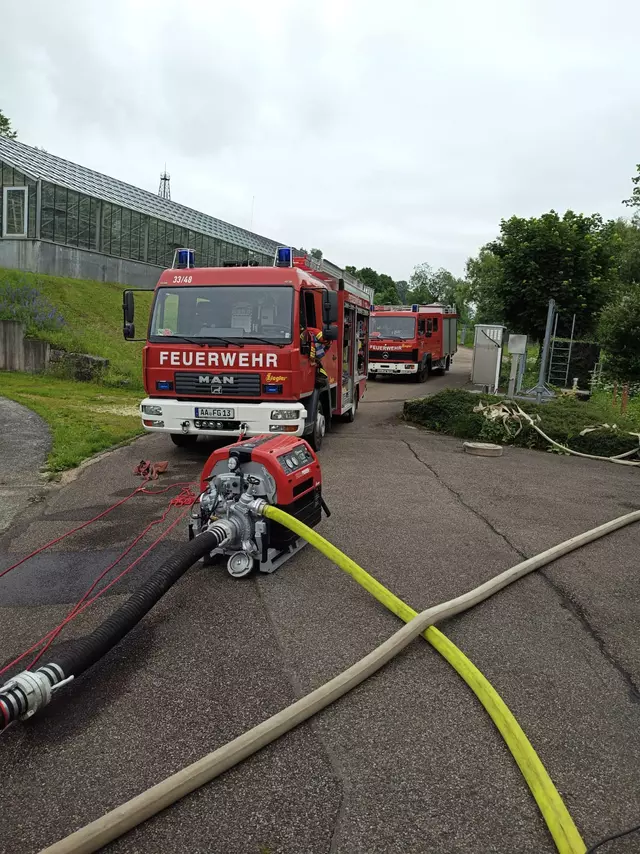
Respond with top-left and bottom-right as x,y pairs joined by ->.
1,348 -> 640,854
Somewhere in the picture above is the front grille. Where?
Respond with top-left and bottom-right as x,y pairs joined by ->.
174,372 -> 261,396
369,349 -> 417,362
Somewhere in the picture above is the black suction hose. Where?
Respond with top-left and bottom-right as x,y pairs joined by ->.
0,526 -> 228,728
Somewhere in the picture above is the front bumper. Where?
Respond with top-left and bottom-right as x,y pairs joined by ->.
139,399 -> 307,437
369,361 -> 418,374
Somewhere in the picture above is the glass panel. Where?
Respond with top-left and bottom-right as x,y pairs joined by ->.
78,195 -> 91,248
370,316 -> 416,339
28,184 -> 36,237
3,188 -> 27,236
129,210 -> 141,260
150,285 -> 294,344
161,221 -> 174,267
89,198 -> 98,249
155,219 -> 166,266
41,182 -> 54,240
66,190 -> 79,246
120,208 -> 131,258
53,186 -> 67,243
111,206 -> 122,256
101,202 -> 112,254
148,218 -> 158,264
1,161 -> 14,186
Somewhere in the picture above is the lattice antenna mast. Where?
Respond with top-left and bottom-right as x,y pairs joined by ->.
158,165 -> 171,200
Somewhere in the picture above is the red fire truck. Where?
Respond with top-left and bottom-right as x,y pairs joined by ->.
368,303 -> 458,382
122,247 -> 373,450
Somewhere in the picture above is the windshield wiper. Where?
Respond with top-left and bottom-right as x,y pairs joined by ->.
160,335 -> 243,348
240,336 -> 286,348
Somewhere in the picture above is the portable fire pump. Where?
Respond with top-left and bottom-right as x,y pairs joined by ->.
189,433 -> 329,578
0,434 -> 328,728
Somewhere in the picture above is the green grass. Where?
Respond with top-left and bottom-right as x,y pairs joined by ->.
1,372 -> 144,474
0,267 -> 153,387
404,388 -> 640,458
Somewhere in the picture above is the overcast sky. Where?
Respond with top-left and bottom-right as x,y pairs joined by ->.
2,0 -> 639,280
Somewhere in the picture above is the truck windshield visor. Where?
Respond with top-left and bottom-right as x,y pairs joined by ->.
149,285 -> 294,343
370,317 -> 416,339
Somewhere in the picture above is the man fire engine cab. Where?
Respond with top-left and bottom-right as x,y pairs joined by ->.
123,247 -> 373,451
368,303 -> 458,382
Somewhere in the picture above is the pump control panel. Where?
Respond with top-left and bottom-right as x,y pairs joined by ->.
277,444 -> 314,473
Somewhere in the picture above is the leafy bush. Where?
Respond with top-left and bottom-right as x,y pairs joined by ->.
0,273 -> 65,334
403,389 -> 640,457
598,287 -> 640,382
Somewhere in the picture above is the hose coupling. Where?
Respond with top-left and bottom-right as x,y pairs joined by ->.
0,664 -> 65,726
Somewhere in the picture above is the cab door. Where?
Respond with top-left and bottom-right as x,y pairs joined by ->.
298,288 -> 317,394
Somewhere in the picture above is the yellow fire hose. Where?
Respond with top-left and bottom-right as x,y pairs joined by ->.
41,506 -> 640,854
264,505 -> 588,854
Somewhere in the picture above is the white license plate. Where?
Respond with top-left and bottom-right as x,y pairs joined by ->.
195,407 -> 235,419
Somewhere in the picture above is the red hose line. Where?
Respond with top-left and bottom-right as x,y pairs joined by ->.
0,485 -> 195,679
0,481 -> 197,581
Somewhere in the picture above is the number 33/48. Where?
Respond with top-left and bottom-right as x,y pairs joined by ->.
172,275 -> 193,284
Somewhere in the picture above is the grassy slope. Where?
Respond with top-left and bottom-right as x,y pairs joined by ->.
0,268 -> 153,472
0,267 -> 153,386
1,373 -> 144,473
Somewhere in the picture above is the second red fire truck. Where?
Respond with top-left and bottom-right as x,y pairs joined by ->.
368,303 -> 458,381
123,248 -> 373,451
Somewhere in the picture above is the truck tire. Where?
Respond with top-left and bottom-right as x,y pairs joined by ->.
445,355 -> 451,371
368,372 -> 377,381
308,399 -> 326,451
414,361 -> 428,382
170,433 -> 199,449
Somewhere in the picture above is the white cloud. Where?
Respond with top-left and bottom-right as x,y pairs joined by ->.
2,0 -> 639,278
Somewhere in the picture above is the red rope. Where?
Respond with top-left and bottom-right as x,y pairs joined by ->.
0,481 -> 150,579
0,480 -> 197,678
0,507 -> 190,678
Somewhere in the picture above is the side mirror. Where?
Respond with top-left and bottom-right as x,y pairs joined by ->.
123,322 -> 136,340
322,324 -> 338,341
122,291 -> 134,330
322,291 -> 338,325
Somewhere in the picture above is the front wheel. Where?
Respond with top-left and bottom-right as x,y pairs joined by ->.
368,372 -> 377,381
445,355 -> 451,372
308,399 -> 326,451
170,433 -> 198,449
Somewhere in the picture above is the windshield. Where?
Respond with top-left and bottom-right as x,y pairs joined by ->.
370,316 -> 416,340
149,286 -> 293,343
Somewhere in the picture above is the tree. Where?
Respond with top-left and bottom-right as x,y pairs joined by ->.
395,280 -> 410,302
375,273 -> 399,304
598,286 -> 640,381
484,210 -> 618,341
310,248 -> 323,260
622,165 -> 640,209
407,262 -> 435,304
466,248 -> 505,325
0,108 -> 17,139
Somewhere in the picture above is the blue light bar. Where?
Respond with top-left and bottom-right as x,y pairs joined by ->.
264,384 -> 282,394
176,249 -> 195,268
411,304 -> 418,312
156,380 -> 172,390
276,247 -> 292,267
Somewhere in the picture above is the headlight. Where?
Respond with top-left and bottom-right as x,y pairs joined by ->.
271,409 -> 300,420
142,404 -> 163,416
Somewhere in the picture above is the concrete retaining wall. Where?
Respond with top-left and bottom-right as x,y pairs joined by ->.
0,238 -> 161,288
0,320 -> 50,372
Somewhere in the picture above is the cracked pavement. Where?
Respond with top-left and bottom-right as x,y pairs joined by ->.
1,348 -> 640,854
